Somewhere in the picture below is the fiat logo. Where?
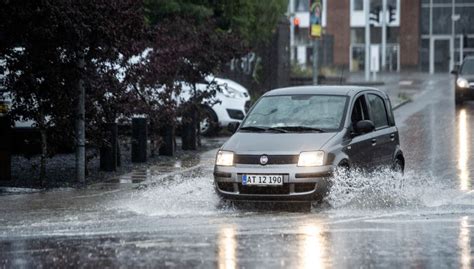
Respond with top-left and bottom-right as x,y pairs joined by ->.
260,155 -> 268,165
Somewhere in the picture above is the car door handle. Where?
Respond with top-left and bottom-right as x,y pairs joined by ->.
390,133 -> 395,141
371,138 -> 377,146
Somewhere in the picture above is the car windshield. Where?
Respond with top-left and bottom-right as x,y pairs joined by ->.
461,59 -> 474,74
241,94 -> 348,132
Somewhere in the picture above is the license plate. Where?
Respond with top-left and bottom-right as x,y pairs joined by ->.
242,174 -> 283,186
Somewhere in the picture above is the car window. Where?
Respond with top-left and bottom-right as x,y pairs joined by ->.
385,98 -> 395,126
461,59 -> 474,74
368,94 -> 389,128
351,95 -> 369,125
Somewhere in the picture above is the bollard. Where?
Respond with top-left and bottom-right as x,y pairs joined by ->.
100,123 -> 118,171
0,116 -> 11,181
181,110 -> 198,150
159,126 -> 175,156
131,117 -> 147,163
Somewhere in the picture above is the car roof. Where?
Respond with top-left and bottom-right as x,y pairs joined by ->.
463,56 -> 474,62
263,85 -> 385,97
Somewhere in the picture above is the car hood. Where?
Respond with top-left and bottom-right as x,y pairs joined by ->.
460,74 -> 474,82
222,132 -> 337,155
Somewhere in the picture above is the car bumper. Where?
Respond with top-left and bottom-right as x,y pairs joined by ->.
456,86 -> 474,98
213,164 -> 333,201
212,96 -> 250,127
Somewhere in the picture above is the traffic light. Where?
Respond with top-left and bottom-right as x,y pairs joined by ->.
370,6 -> 381,25
293,17 -> 300,35
388,5 -> 396,23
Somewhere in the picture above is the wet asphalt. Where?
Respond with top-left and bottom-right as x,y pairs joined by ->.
0,74 -> 473,268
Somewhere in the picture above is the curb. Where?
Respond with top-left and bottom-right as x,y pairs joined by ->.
346,81 -> 386,86
392,99 -> 411,110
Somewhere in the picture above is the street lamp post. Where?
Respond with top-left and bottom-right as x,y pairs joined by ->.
451,0 -> 455,71
364,0 -> 371,81
382,0 -> 387,71
451,0 -> 460,71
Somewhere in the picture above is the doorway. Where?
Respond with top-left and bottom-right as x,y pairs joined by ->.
434,39 -> 450,72
430,36 -> 452,73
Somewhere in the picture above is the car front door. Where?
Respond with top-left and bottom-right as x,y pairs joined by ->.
343,94 -> 378,169
367,93 -> 398,167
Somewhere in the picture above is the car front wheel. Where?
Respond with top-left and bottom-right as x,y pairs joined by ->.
455,92 -> 464,106
200,107 -> 218,136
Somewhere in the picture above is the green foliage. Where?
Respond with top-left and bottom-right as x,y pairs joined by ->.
144,0 -> 288,47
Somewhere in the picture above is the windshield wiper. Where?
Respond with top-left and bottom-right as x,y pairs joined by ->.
239,126 -> 267,132
279,126 -> 326,132
239,126 -> 288,133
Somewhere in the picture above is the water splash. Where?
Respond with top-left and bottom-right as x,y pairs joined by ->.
327,167 -> 474,211
119,172 -> 229,217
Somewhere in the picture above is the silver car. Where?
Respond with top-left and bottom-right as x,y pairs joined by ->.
213,86 -> 404,202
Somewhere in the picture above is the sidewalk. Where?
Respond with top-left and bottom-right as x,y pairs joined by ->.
346,71 -> 448,109
2,136 -> 227,192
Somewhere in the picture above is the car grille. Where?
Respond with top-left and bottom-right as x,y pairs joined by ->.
239,184 -> 290,195
234,155 -> 298,165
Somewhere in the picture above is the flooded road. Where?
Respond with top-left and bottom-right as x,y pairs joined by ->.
1,74 -> 473,268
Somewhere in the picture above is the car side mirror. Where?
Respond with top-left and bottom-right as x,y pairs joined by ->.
228,122 -> 240,133
451,64 -> 460,75
355,120 -> 375,134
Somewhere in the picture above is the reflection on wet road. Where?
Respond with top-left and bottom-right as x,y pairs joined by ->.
458,109 -> 471,191
1,74 -> 474,268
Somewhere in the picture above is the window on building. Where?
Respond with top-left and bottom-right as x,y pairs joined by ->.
295,0 -> 309,12
353,0 -> 363,11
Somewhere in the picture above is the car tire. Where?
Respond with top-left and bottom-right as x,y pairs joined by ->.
392,157 -> 404,175
200,107 -> 218,137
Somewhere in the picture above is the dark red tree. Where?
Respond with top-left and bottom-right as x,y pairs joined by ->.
0,0 -> 147,184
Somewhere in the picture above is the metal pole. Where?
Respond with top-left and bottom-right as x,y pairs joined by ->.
382,0 -> 387,71
451,0 -> 455,71
75,55 -> 85,184
312,39 -> 319,85
429,0 -> 434,74
289,0 -> 295,62
364,0 -> 371,81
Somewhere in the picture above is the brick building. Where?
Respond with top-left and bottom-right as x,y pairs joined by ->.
289,0 -> 474,73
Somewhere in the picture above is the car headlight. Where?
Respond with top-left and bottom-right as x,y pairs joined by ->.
221,87 -> 242,98
297,151 -> 325,167
216,150 -> 234,166
457,77 -> 470,88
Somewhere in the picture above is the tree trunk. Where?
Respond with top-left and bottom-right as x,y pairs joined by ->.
75,55 -> 86,184
0,116 -> 12,181
39,128 -> 47,187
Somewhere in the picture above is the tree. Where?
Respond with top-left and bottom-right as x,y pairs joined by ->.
144,0 -> 288,48
0,0 -> 147,184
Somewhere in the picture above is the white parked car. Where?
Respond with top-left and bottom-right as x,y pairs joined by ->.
180,77 -> 251,136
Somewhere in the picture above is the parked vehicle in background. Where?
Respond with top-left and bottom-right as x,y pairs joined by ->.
452,56 -> 474,105
214,86 -> 404,202
180,77 -> 251,136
